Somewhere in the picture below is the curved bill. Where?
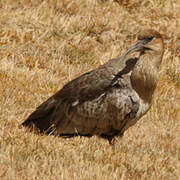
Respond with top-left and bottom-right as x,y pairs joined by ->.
121,40 -> 145,58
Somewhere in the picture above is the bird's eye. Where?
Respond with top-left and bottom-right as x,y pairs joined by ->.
144,35 -> 154,44
146,35 -> 154,41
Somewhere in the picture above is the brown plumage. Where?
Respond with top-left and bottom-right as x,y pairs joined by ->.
21,29 -> 164,144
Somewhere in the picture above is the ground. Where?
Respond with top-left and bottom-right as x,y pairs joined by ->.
0,0 -> 180,179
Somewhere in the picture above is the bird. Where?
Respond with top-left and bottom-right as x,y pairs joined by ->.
21,29 -> 164,144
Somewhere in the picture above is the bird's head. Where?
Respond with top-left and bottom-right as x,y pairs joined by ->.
125,29 -> 164,57
137,29 -> 164,55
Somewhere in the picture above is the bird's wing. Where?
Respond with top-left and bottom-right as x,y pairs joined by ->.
54,57 -> 138,104
55,65 -> 115,104
21,57 -> 138,133
51,75 -> 140,137
21,63 -> 116,132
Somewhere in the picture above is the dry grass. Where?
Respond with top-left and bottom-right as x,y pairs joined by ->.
0,0 -> 180,179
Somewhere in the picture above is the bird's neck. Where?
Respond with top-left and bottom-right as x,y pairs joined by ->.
130,52 -> 162,103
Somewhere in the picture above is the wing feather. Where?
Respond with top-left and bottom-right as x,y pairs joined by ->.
21,57 -> 138,136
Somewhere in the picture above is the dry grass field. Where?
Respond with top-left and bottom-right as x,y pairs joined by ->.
0,0 -> 180,179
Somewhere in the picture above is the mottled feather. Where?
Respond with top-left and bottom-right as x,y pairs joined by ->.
21,29 -> 164,144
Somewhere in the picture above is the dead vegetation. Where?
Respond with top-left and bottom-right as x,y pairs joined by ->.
0,0 -> 179,179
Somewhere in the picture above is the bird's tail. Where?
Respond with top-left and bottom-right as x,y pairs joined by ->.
20,98 -> 57,134
20,114 -> 54,134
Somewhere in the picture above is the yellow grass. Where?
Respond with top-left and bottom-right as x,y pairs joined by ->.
0,0 -> 180,179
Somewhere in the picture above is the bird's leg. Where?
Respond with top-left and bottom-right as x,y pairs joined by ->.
108,131 -> 125,147
100,134 -> 115,145
104,135 -> 116,146
108,137 -> 116,146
